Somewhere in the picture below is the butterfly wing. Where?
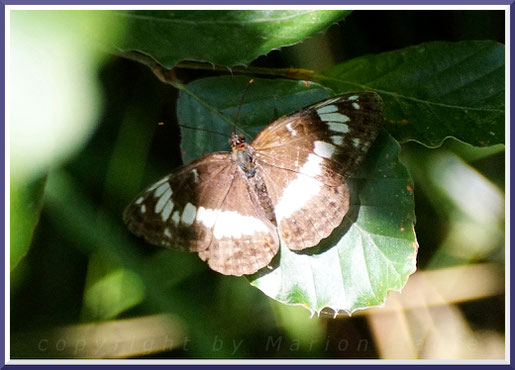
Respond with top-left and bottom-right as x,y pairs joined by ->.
196,170 -> 279,276
123,152 -> 279,276
252,92 -> 384,250
257,159 -> 350,250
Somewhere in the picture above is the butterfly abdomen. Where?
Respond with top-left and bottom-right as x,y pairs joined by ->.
249,173 -> 277,226
233,142 -> 277,226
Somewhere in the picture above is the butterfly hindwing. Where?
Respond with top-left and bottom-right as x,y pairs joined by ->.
196,170 -> 279,276
257,158 -> 351,250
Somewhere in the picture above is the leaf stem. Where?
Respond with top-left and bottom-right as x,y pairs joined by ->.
176,60 -> 317,81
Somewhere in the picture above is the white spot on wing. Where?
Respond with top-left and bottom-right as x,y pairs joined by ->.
140,205 -> 146,213
212,211 -> 268,239
330,135 -> 343,146
181,203 -> 197,225
314,141 -> 336,159
154,182 -> 170,198
352,102 -> 360,110
316,105 -> 338,114
319,112 -> 350,123
135,197 -> 144,205
196,206 -> 268,239
192,169 -> 199,183
327,122 -> 349,133
275,154 -> 323,221
172,211 -> 180,225
286,122 -> 297,136
352,138 -> 361,147
148,177 -> 169,192
300,154 -> 323,177
155,188 -> 172,213
347,95 -> 359,101
161,199 -> 174,221
164,228 -> 172,238
196,206 -> 217,228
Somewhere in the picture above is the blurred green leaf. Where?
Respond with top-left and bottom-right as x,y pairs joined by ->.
44,170 -> 220,351
270,301 -> 325,350
10,10 -> 125,183
10,10 -> 125,271
103,105 -> 157,206
401,146 -> 504,269
177,76 -> 417,314
82,252 -> 146,321
10,177 -> 46,270
115,10 -> 351,68
44,170 -> 205,285
320,40 -> 504,147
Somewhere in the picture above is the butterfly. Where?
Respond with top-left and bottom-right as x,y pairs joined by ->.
123,92 -> 384,276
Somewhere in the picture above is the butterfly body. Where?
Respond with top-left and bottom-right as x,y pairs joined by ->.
124,92 -> 384,276
230,134 -> 277,226
231,137 -> 257,178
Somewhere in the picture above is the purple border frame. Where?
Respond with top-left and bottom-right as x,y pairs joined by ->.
0,0 -> 513,4
1,0 -> 5,368
0,366 -> 512,370
0,364 -> 512,369
1,2 -> 511,369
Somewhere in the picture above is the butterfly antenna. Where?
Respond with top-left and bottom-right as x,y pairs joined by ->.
233,79 -> 254,134
178,123 -> 230,138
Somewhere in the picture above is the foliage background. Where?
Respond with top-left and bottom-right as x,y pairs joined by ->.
10,10 -> 505,359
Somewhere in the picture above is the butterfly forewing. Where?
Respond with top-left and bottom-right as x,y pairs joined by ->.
252,92 -> 384,181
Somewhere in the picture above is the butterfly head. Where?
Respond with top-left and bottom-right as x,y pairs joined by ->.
229,132 -> 246,148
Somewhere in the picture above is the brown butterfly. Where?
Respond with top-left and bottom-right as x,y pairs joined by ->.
124,92 -> 384,276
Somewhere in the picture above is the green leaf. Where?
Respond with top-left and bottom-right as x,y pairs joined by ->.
178,76 -> 332,163
82,252 -> 146,321
250,132 -> 417,314
115,10 -> 351,68
319,40 -> 504,148
177,76 -> 417,314
10,176 -> 46,270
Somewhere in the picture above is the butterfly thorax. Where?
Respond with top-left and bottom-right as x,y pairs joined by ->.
230,133 -> 256,179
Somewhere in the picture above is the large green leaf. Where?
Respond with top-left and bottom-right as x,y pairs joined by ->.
177,76 -> 417,314
250,132 -> 417,314
115,10 -> 350,68
319,41 -> 504,148
178,77 -> 332,163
